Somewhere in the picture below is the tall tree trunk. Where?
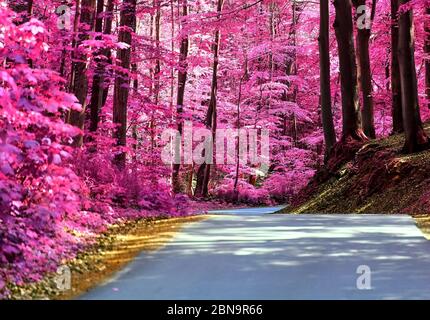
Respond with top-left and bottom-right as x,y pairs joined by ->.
333,0 -> 365,141
391,0 -> 404,133
113,0 -> 137,167
172,0 -> 189,193
425,7 -> 430,110
319,0 -> 336,158
290,2 -> 299,146
233,60 -> 248,196
68,0 -> 82,92
354,0 -> 376,138
187,165 -> 194,196
68,0 -> 96,147
88,0 -> 105,133
195,0 -> 224,197
170,0 -> 175,108
101,0 -> 115,108
398,0 -> 429,153
153,0 -> 161,105
131,61 -> 139,158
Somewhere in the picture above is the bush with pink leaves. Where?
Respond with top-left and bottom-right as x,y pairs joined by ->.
0,10 -> 84,288
214,178 -> 271,205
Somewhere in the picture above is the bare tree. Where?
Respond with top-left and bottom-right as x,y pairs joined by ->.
425,7 -> 430,110
195,0 -> 224,197
319,0 -> 336,158
353,0 -> 377,138
172,0 -> 190,193
113,0 -> 137,166
333,0 -> 366,141
67,0 -> 96,147
88,0 -> 105,133
397,0 -> 429,153
391,0 -> 404,133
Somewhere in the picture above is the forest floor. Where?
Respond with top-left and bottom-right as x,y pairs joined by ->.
7,215 -> 206,300
280,123 -> 430,238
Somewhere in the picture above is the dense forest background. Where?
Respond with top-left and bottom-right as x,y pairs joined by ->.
1,0 -> 429,296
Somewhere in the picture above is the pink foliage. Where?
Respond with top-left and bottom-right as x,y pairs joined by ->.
1,0 -> 430,296
0,9 -> 83,286
214,178 -> 270,205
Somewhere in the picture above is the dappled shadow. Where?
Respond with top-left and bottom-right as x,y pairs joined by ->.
81,214 -> 430,300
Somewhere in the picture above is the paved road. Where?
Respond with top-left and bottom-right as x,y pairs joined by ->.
81,207 -> 430,299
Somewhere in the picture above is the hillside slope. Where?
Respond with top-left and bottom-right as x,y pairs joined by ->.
281,124 -> 430,217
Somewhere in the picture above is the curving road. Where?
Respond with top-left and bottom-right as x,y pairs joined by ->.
81,207 -> 430,300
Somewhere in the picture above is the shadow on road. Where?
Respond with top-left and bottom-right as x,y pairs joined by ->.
81,214 -> 430,300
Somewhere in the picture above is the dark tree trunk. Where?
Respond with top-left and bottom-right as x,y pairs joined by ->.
88,0 -> 105,133
101,0 -> 115,108
131,61 -> 139,158
195,0 -> 224,197
153,0 -> 161,105
333,0 -> 365,141
233,61 -> 248,196
113,0 -> 137,167
172,0 -> 189,194
425,7 -> 430,110
354,0 -> 376,138
319,0 -> 336,158
397,0 -> 429,153
391,0 -> 404,133
68,0 -> 96,147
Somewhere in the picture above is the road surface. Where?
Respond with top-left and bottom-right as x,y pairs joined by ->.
81,207 -> 430,299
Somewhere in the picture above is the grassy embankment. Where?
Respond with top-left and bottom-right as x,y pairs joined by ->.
281,124 -> 430,238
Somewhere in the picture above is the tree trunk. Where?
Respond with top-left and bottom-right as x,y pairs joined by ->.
153,0 -> 161,105
354,0 -> 376,138
88,0 -> 105,133
319,0 -> 336,158
132,61 -> 139,158
195,0 -> 224,197
101,0 -> 115,108
397,0 -> 429,153
425,7 -> 430,110
186,164 -> 194,196
170,0 -> 175,108
233,61 -> 248,197
290,2 -> 299,146
333,0 -> 365,141
172,0 -> 189,194
68,0 -> 96,147
113,0 -> 137,167
391,0 -> 404,133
